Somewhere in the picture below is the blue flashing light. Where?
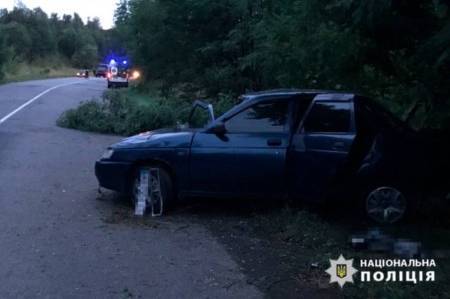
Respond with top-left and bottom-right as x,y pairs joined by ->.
123,60 -> 128,65
110,59 -> 117,65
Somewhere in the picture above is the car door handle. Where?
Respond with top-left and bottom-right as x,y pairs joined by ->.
267,139 -> 282,146
332,141 -> 345,150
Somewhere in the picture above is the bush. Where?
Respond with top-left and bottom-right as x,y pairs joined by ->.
57,89 -> 184,135
57,101 -> 113,133
58,88 -> 237,136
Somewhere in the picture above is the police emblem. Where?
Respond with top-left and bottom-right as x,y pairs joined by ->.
326,255 -> 358,288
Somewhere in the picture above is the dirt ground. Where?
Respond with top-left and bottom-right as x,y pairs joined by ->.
98,191 -> 450,299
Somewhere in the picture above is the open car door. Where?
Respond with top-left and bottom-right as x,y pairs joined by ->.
288,93 -> 356,201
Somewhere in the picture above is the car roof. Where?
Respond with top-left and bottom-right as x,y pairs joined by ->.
241,89 -> 357,101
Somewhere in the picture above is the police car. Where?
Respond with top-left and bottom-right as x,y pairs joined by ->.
107,59 -> 129,88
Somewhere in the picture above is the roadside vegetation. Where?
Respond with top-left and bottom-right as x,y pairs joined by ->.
61,0 -> 450,134
114,0 -> 449,130
1,57 -> 76,83
0,5 -> 122,83
57,87 -> 235,135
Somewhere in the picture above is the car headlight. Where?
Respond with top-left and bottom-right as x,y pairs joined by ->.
132,71 -> 140,79
101,149 -> 114,160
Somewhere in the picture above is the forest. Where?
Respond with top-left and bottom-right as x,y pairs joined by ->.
115,0 -> 450,129
0,5 -> 121,81
1,1 -> 449,129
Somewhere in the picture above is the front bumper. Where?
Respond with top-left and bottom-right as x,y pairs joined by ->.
95,160 -> 133,194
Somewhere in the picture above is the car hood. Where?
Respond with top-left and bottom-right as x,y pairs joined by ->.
111,128 -> 196,149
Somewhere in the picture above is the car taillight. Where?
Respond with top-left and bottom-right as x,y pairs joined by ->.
107,72 -> 111,79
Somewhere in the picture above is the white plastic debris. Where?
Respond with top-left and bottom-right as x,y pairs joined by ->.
134,168 -> 149,216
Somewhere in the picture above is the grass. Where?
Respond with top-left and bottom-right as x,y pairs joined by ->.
0,58 -> 78,84
264,207 -> 450,298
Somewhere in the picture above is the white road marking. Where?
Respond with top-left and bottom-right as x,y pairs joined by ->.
0,81 -> 79,125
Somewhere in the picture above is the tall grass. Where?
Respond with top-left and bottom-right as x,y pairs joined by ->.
1,56 -> 77,83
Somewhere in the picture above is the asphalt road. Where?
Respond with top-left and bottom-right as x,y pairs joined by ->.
0,78 -> 262,299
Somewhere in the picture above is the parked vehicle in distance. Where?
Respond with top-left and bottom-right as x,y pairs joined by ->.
94,64 -> 108,78
76,70 -> 89,78
95,90 -> 450,224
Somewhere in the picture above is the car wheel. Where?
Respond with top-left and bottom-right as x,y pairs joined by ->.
363,185 -> 409,224
132,166 -> 174,215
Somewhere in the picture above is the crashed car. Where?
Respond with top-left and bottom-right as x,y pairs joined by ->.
95,90 -> 449,223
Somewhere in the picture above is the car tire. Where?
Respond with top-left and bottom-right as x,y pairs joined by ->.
361,183 -> 417,224
132,166 -> 175,215
107,83 -> 112,89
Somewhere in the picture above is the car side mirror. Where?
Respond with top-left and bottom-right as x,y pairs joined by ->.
208,122 -> 227,135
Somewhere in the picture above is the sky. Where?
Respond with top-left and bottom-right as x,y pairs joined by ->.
1,0 -> 117,29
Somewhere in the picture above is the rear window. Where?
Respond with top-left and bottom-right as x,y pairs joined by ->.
97,67 -> 107,72
304,102 -> 351,133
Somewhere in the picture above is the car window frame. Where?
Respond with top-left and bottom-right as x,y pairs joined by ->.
297,100 -> 355,135
291,94 -> 315,133
221,96 -> 294,134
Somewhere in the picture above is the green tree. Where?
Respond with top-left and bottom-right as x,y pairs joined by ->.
26,8 -> 57,59
114,0 -> 129,26
0,26 -> 9,80
0,22 -> 32,60
72,44 -> 98,68
119,0 -> 450,128
0,5 -> 113,71
58,28 -> 78,59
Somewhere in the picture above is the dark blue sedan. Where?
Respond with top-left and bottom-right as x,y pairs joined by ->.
95,89 -> 449,223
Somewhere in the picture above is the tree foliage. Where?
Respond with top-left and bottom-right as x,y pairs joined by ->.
0,5 -> 120,77
0,27 -> 8,80
117,0 -> 450,129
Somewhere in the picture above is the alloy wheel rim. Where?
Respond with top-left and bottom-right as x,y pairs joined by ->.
366,187 -> 407,224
